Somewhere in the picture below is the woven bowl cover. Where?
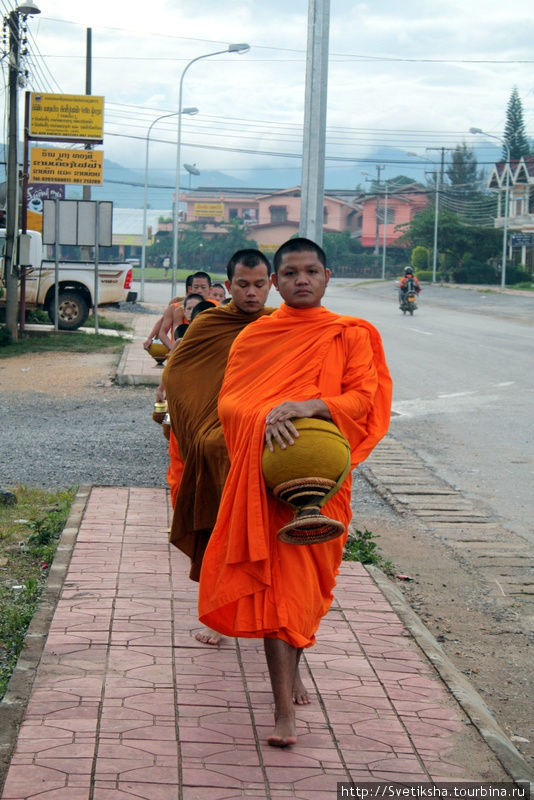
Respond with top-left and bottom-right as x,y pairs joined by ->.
262,417 -> 349,489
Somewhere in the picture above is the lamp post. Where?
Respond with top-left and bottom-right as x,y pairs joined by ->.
171,43 -> 249,296
406,151 -> 444,283
469,127 -> 510,288
3,0 -> 40,340
140,108 -> 198,302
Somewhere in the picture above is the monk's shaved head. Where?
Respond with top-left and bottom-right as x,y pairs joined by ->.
273,237 -> 326,274
226,249 -> 271,281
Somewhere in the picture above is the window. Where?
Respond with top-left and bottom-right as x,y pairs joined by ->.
270,205 -> 287,224
323,207 -> 328,223
229,208 -> 239,220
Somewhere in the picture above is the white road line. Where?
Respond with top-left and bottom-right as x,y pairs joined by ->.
408,328 -> 433,335
495,381 -> 515,387
438,391 -> 476,398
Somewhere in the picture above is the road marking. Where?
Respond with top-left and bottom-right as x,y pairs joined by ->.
438,391 -> 476,398
408,327 -> 433,336
495,381 -> 515,387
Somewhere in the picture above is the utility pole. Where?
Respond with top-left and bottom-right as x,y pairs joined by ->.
374,164 -> 385,256
426,146 -> 453,283
4,11 -> 22,340
300,0 -> 330,245
80,28 -> 92,262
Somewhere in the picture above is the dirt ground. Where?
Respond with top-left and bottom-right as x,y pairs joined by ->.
356,494 -> 534,771
0,350 -> 118,395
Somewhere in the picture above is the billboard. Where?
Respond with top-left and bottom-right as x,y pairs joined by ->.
29,93 -> 104,142
30,148 -> 104,185
26,183 -> 65,233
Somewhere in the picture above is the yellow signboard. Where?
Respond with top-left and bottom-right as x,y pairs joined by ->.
30,93 -> 104,141
30,148 -> 104,185
193,202 -> 224,217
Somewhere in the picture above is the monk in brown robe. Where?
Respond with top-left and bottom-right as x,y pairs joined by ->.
198,237 -> 392,747
162,249 -> 273,644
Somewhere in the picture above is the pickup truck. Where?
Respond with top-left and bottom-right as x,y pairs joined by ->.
0,229 -> 137,329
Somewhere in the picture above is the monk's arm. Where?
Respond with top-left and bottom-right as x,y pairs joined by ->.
157,306 -> 175,350
143,315 -> 164,350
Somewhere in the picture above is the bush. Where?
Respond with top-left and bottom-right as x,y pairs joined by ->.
451,258 -> 497,284
0,325 -> 12,347
415,270 -> 433,282
411,246 -> 429,271
505,266 -> 531,285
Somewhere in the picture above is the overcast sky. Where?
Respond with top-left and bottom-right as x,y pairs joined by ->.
4,0 -> 534,186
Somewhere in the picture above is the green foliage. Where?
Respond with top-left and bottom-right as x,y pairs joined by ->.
343,527 -> 393,573
85,314 -> 131,331
416,270 -> 433,282
505,265 -> 531,285
504,87 -> 531,160
147,220 -> 257,272
451,257 -> 498,284
25,309 -> 50,324
446,143 -> 483,194
397,207 -> 502,274
0,325 -> 13,347
411,246 -> 429,271
0,487 -> 76,699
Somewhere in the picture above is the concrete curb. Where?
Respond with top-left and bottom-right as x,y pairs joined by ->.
367,564 -> 534,787
0,485 -> 91,795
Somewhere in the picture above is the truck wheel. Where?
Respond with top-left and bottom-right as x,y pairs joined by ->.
49,291 -> 89,330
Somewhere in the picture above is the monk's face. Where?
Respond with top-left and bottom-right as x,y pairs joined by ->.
210,285 -> 226,303
190,278 -> 210,298
225,262 -> 270,314
272,250 -> 330,308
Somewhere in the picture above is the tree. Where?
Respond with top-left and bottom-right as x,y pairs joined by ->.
503,87 -> 530,160
446,143 -> 481,194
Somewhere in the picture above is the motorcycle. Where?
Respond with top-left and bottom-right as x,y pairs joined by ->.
398,277 -> 418,315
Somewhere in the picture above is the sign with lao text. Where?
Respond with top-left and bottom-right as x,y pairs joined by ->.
510,233 -> 533,247
193,202 -> 224,217
30,148 -> 104,185
29,93 -> 104,142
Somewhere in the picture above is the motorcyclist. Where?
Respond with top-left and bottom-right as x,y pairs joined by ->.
398,266 -> 421,306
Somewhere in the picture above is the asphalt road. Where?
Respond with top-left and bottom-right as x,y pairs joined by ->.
327,280 -> 534,548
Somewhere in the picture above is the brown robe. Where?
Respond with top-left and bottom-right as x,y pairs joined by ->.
162,300 -> 273,580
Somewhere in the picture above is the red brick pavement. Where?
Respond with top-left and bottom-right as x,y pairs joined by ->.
0,487 -> 506,799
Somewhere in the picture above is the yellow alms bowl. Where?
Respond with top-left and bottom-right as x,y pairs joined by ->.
262,417 -> 349,489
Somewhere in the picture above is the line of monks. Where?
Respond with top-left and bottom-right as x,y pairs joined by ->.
153,239 -> 392,748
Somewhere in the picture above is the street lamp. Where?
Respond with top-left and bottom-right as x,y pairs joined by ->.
406,151 -> 441,283
3,0 -> 40,340
140,107 -> 198,302
171,43 -> 250,296
469,127 -> 510,288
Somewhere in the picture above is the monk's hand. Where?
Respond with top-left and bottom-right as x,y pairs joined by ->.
265,419 -> 299,452
265,399 -> 330,425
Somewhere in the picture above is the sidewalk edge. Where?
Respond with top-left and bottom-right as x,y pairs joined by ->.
366,564 -> 534,786
0,484 -> 92,794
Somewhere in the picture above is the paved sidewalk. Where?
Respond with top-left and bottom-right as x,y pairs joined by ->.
116,313 -> 169,386
0,486 -> 512,800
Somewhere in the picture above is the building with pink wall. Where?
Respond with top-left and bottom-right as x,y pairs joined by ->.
360,186 -> 428,249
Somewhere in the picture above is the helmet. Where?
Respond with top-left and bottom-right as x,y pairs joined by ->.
404,266 -> 414,275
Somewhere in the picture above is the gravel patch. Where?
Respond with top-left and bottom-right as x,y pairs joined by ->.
0,384 -> 169,490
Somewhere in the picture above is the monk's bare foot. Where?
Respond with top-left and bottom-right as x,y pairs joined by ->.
194,627 -> 223,646
292,670 -> 310,705
267,712 -> 297,747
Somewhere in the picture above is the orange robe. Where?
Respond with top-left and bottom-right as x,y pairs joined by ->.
162,300 -> 273,580
199,303 -> 392,649
166,430 -> 183,509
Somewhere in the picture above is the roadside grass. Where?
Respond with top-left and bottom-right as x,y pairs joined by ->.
0,329 -> 124,358
343,526 -> 393,574
85,314 -> 132,331
0,486 -> 76,699
131,267 -> 226,282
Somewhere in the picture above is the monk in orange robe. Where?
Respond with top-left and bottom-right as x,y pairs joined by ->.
162,249 -> 274,645
199,237 -> 392,747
